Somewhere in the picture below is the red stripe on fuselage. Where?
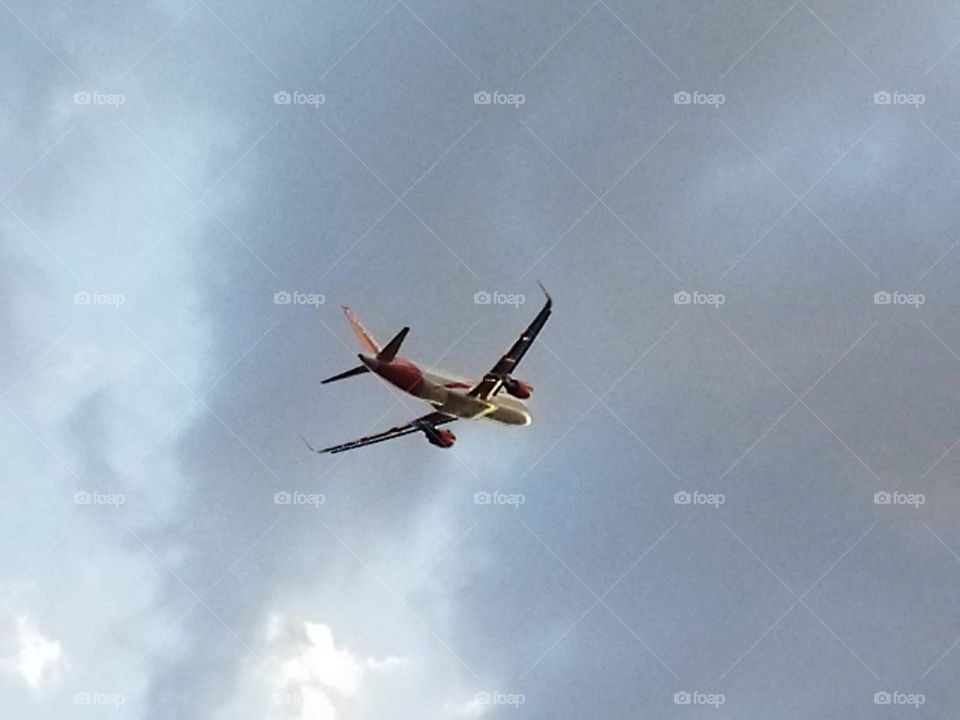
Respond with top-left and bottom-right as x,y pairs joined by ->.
375,358 -> 425,394
443,380 -> 471,389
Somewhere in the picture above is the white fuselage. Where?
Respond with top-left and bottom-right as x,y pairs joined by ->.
423,371 -> 532,425
360,355 -> 532,425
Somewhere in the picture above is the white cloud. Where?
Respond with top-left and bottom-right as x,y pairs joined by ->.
276,621 -> 364,700
217,610 -> 491,720
447,696 -> 489,718
364,655 -> 405,671
0,613 -> 64,689
220,614 -> 489,720
0,11 -> 231,714
262,617 -> 406,720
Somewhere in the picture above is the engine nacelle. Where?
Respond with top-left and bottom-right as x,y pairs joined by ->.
426,427 -> 456,448
504,378 -> 533,399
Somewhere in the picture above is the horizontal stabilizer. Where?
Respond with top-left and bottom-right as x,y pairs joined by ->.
321,364 -> 369,384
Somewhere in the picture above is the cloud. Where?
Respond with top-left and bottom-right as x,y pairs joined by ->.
446,696 -> 489,718
213,611 -> 488,720
0,612 -> 64,689
364,655 -> 405,672
274,621 -> 364,702
222,615 -> 407,720
0,3 -> 230,717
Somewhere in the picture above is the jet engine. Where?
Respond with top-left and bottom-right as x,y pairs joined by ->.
503,378 -> 533,399
425,427 -> 456,448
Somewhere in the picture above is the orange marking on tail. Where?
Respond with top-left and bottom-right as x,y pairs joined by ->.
342,306 -> 380,354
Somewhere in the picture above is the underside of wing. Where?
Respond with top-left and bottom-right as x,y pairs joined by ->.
302,411 -> 457,454
470,284 -> 552,399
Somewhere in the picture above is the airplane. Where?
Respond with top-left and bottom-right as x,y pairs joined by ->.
303,285 -> 552,454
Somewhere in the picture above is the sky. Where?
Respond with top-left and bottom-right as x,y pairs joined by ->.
2,0 -> 960,717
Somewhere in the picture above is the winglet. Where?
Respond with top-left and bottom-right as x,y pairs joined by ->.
300,434 -> 324,454
300,435 -> 317,452
537,281 -> 552,306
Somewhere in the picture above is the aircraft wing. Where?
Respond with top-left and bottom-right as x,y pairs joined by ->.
469,284 -> 552,400
302,411 -> 457,454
